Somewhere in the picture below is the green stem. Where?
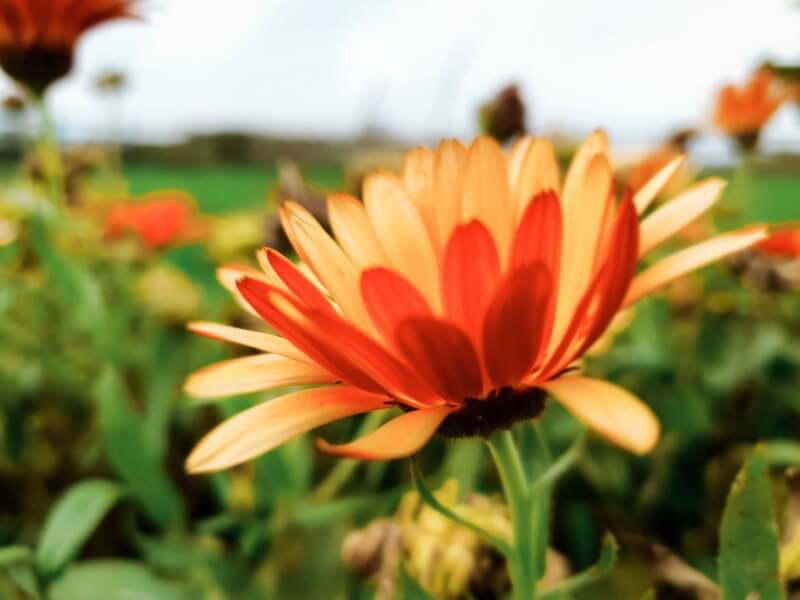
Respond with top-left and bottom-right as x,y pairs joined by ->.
488,430 -> 536,600
33,94 -> 65,208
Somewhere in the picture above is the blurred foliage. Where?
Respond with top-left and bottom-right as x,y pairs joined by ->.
0,142 -> 799,600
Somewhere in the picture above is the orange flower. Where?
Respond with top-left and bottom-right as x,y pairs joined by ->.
758,228 -> 800,258
0,0 -> 137,95
184,133 -> 766,473
105,191 -> 204,249
626,145 -> 695,199
714,70 -> 786,147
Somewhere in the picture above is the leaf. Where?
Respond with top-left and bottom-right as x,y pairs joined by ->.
94,367 -> 185,528
48,560 -> 194,600
540,533 -> 618,599
718,446 -> 783,600
0,546 -> 39,599
409,460 -> 514,559
35,480 -> 123,578
0,546 -> 31,567
397,564 -> 434,600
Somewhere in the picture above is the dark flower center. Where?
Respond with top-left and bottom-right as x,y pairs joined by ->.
0,44 -> 73,96
435,386 -> 547,439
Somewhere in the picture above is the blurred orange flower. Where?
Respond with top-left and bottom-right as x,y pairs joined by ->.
758,228 -> 800,258
714,70 -> 786,148
626,144 -> 695,199
105,191 -> 205,249
0,0 -> 137,95
184,133 -> 767,473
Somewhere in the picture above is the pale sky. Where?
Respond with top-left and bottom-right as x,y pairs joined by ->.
2,0 -> 799,149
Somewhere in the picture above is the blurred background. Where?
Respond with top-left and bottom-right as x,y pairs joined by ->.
0,0 -> 799,598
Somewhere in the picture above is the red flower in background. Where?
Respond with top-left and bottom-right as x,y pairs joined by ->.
0,0 -> 138,95
758,229 -> 800,258
714,70 -> 786,149
106,191 -> 205,249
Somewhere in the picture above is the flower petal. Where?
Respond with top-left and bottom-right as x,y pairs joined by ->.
639,178 -> 726,256
186,386 -> 389,473
540,376 -> 660,455
361,267 -> 433,343
217,264 -> 270,317
402,146 -> 437,242
184,354 -> 335,399
512,138 -> 561,222
625,226 -> 768,306
327,192 -> 388,269
263,248 -> 337,315
433,139 -> 467,254
461,137 -> 514,259
510,190 -> 562,273
560,129 -> 610,211
187,321 -> 312,364
280,201 -> 376,335
633,154 -> 686,214
483,264 -> 554,388
394,317 -> 483,403
317,406 -> 455,459
364,171 -> 441,308
441,220 -> 501,343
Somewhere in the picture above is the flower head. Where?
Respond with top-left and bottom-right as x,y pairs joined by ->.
105,191 -> 205,249
714,70 -> 786,149
0,0 -> 138,95
185,132 -> 766,473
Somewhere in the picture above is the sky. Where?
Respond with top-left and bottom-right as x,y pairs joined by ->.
2,0 -> 799,150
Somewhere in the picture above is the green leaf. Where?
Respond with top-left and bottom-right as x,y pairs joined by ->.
0,546 -> 31,567
0,546 -> 39,599
35,480 -> 123,578
409,460 -> 514,559
540,533 -> 618,599
94,367 -> 185,528
719,446 -> 783,600
48,560 -> 194,600
397,564 -> 433,600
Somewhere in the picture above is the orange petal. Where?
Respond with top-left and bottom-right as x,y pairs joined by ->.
217,264 -> 271,317
281,202 -> 376,335
264,248 -> 337,315
560,129 -> 610,211
633,154 -> 686,214
441,220 -> 501,343
187,321 -> 311,364
317,406 -> 455,459
512,138 -> 561,222
364,171 -> 441,308
507,136 -> 533,191
402,146 -> 437,242
240,278 -> 442,407
625,226 -> 768,306
327,192 -> 388,269
510,190 -> 562,273
540,376 -> 660,455
394,317 -> 483,403
433,139 -> 467,255
186,386 -> 389,472
482,264 -> 554,388
639,178 -> 726,256
361,267 -> 433,343
461,137 -> 514,260
183,354 -> 336,399
554,152 -> 614,342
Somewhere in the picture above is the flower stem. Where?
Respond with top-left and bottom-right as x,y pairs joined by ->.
33,94 -> 65,208
488,430 -> 537,600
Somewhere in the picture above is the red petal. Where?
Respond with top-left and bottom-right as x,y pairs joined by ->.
317,406 -> 455,459
361,267 -> 433,343
441,220 -> 501,343
510,190 -> 562,274
482,264 -> 555,388
265,249 -> 336,315
394,317 -> 483,403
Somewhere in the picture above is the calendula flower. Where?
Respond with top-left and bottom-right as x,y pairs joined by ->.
714,70 -> 786,149
184,132 -> 766,473
0,0 -> 137,95
105,191 -> 205,249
